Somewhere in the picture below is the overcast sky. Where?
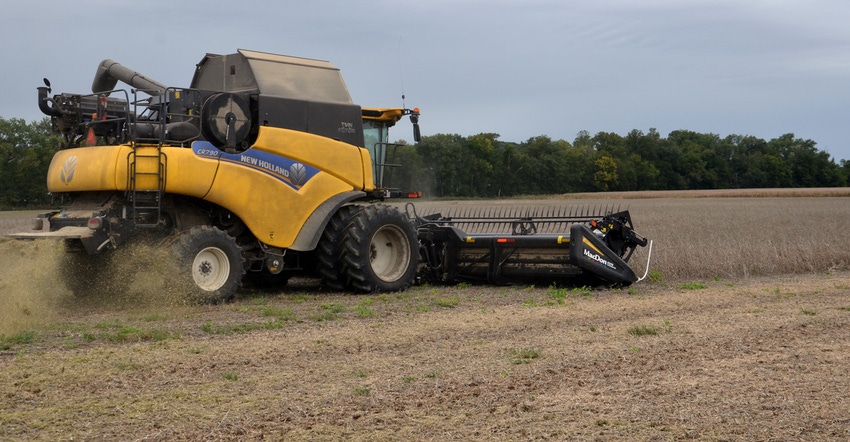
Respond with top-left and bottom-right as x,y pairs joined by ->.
3,0 -> 849,161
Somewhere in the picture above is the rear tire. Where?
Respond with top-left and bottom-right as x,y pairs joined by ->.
342,205 -> 418,293
171,226 -> 245,303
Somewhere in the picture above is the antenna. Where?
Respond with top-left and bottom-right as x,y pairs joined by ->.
398,35 -> 406,108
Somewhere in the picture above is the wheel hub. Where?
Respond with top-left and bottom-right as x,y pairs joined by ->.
192,246 -> 231,291
198,261 -> 213,276
370,225 -> 410,283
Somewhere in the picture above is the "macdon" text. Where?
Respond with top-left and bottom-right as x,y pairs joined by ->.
584,249 -> 616,269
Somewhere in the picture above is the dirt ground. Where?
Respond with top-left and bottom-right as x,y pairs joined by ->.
1,200 -> 849,441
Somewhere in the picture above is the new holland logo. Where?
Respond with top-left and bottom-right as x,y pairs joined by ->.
289,163 -> 308,186
60,156 -> 78,184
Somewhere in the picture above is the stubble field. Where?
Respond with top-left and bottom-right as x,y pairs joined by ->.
1,188 -> 849,440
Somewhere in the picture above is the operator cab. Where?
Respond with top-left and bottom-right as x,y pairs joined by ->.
361,107 -> 420,190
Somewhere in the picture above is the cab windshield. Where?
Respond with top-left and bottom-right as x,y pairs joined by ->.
363,120 -> 390,187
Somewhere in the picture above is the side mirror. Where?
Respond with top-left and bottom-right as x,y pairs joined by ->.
409,109 -> 421,143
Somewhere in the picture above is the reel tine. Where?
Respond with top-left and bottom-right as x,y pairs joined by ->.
424,200 -> 629,234
485,207 -> 494,233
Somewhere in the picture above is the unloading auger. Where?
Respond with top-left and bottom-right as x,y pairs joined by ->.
411,204 -> 649,286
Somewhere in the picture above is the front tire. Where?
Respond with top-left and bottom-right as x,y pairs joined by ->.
316,204 -> 360,291
342,205 -> 418,293
171,226 -> 245,303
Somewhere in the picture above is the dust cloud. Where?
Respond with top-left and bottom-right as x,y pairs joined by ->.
0,238 -> 68,336
0,237 -> 197,336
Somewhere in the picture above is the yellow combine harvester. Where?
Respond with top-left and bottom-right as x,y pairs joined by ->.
14,49 -> 647,302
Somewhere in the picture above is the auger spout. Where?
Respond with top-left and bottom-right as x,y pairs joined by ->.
91,59 -> 167,95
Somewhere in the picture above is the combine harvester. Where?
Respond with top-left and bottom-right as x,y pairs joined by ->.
12,49 -> 649,302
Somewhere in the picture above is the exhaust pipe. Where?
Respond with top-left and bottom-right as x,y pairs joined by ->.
37,82 -> 61,117
91,59 -> 167,95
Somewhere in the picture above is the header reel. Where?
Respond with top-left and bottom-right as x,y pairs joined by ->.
411,204 -> 649,286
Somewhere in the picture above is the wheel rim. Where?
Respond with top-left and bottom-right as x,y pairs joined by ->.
369,224 -> 411,283
192,246 -> 231,291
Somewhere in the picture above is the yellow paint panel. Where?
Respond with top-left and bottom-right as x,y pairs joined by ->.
204,160 -> 353,248
361,108 -> 404,123
162,147 -> 218,198
251,127 -> 372,190
201,126 -> 372,248
47,144 -> 220,199
361,154 -> 374,192
47,146 -> 127,192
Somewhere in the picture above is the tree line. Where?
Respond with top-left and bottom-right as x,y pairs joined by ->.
387,129 -> 850,198
0,118 -> 59,209
1,116 -> 849,209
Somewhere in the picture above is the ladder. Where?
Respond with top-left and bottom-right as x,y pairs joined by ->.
128,144 -> 166,227
125,87 -> 203,227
